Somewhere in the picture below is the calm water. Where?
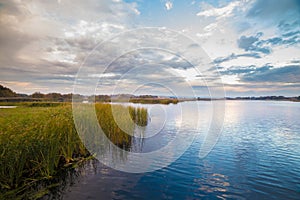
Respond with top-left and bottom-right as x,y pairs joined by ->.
0,106 -> 17,108
62,101 -> 300,200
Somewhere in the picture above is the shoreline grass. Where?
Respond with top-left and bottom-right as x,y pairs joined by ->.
0,103 -> 147,199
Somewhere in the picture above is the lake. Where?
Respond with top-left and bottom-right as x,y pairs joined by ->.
62,101 -> 300,200
0,106 -> 17,108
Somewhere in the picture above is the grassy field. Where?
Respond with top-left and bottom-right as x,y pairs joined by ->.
0,103 -> 147,199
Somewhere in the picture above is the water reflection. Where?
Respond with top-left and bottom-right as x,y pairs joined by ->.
61,101 -> 300,200
131,126 -> 146,153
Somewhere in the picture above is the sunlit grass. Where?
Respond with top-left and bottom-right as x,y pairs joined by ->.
95,104 -> 148,148
0,103 -> 147,199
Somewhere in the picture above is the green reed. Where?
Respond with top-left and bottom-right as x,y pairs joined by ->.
0,103 -> 147,199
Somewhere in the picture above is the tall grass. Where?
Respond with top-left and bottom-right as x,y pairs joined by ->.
0,103 -> 147,199
94,104 -> 148,148
129,106 -> 148,126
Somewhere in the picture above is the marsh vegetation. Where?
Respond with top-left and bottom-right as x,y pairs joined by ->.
0,103 -> 147,199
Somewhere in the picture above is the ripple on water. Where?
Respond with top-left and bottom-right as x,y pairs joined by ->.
62,101 -> 300,200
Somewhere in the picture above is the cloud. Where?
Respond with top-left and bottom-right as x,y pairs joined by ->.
278,20 -> 300,34
245,0 -> 300,40
257,31 -> 300,46
210,63 -> 300,96
236,30 -> 299,57
241,65 -> 300,83
220,66 -> 255,75
0,0 -> 299,96
220,65 -> 272,76
291,60 -> 300,64
213,53 -> 261,64
237,33 -> 271,54
246,0 -> 300,20
194,0 -> 300,96
238,35 -> 259,50
95,49 -> 196,79
197,1 -> 240,19
0,0 -> 140,93
165,1 -> 173,11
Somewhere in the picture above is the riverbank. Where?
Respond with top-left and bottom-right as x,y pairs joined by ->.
0,103 -> 147,199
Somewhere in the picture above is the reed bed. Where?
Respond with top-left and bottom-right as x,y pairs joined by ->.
95,104 -> 147,148
0,103 -> 147,199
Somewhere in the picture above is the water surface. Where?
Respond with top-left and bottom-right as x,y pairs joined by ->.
63,101 -> 300,200
0,106 -> 17,108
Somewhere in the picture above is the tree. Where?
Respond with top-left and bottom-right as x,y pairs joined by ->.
0,85 -> 18,97
31,92 -> 45,98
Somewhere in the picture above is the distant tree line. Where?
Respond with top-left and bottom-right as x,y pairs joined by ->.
31,92 -> 73,101
225,96 -> 300,101
0,85 -> 77,102
1,84 -> 299,102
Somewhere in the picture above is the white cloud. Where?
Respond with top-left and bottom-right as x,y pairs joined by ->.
197,1 -> 240,19
88,73 -> 117,78
165,1 -> 173,11
133,8 -> 141,15
0,0 -> 141,94
0,0 -> 299,96
204,23 -> 218,32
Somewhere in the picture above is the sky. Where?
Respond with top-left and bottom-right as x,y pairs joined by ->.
0,0 -> 299,97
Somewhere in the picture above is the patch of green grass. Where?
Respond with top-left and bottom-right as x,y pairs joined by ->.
0,103 -> 147,199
